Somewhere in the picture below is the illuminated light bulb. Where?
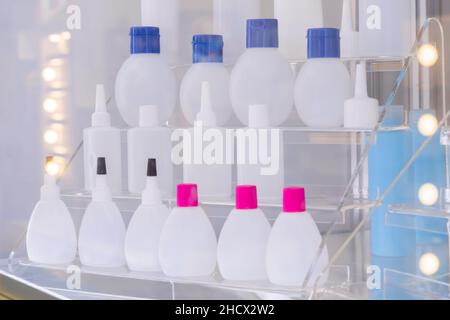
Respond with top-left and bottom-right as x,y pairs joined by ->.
417,44 -> 439,68
45,159 -> 61,176
48,34 -> 62,43
42,67 -> 57,82
43,98 -> 58,113
419,253 -> 440,276
417,113 -> 439,137
61,32 -> 71,40
418,183 -> 439,206
44,129 -> 60,145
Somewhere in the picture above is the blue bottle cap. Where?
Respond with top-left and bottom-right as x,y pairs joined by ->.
246,19 -> 279,49
130,26 -> 160,54
192,34 -> 224,63
307,28 -> 341,59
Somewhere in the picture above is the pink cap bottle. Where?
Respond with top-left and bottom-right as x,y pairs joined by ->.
283,187 -> 306,213
177,184 -> 199,207
236,185 -> 258,210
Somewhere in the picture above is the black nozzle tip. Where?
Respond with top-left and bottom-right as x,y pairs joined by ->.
97,157 -> 107,175
147,159 -> 157,177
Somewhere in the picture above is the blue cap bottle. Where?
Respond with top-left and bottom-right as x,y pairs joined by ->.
192,35 -> 224,63
130,26 -> 161,54
307,28 -> 341,59
246,19 -> 279,49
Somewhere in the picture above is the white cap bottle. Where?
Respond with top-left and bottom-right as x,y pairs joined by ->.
340,0 -> 359,58
79,157 -> 127,268
344,62 -> 379,129
83,84 -> 122,193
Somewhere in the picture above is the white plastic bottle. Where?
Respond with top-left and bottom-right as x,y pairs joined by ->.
180,35 -> 231,126
274,0 -> 323,61
125,159 -> 169,272
295,28 -> 352,128
79,158 -> 126,268
266,188 -> 329,287
26,172 -> 77,265
340,0 -> 359,58
213,0 -> 261,64
183,82 -> 232,200
218,185 -> 271,281
159,184 -> 217,277
230,19 -> 294,126
344,63 -> 379,129
127,105 -> 173,198
83,84 -> 122,193
115,27 -> 177,127
237,105 -> 284,202
141,0 -> 180,66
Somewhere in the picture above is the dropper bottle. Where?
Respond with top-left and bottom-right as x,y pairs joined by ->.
340,0 -> 359,58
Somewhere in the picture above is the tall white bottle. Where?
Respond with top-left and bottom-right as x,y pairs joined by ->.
79,158 -> 126,268
159,184 -> 217,277
340,0 -> 359,58
217,185 -> 271,281
274,0 -> 323,61
295,28 -> 352,127
237,105 -> 284,202
213,0 -> 261,65
266,188 -> 329,287
180,35 -> 231,126
344,63 -> 379,129
115,27 -> 177,127
141,0 -> 180,66
125,159 -> 169,272
83,84 -> 122,193
183,82 -> 232,200
230,19 -> 294,126
128,105 -> 173,197
26,172 -> 77,265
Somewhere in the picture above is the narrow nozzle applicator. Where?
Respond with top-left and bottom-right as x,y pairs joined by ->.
142,158 -> 162,206
93,157 -> 112,201
92,84 -> 111,127
340,0 -> 358,58
196,81 -> 217,127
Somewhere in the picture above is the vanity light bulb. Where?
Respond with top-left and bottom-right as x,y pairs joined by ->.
417,44 -> 439,68
44,129 -> 59,145
419,253 -> 440,276
43,98 -> 58,113
45,160 -> 61,176
418,114 -> 438,137
418,183 -> 439,206
42,67 -> 57,82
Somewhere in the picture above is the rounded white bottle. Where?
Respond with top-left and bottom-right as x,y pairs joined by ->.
237,105 -> 284,202
180,34 -> 231,126
183,81 -> 232,200
230,19 -> 294,126
115,26 -> 177,127
344,62 -> 379,129
218,185 -> 271,281
83,84 -> 122,193
79,158 -> 126,268
125,159 -> 169,272
295,28 -> 352,128
26,173 -> 77,265
266,188 -> 329,287
274,0 -> 323,61
127,105 -> 173,197
159,184 -> 217,277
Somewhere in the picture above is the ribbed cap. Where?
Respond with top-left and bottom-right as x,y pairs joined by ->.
130,26 -> 160,54
193,34 -> 224,63
247,19 -> 279,48
236,185 -> 258,210
307,28 -> 341,59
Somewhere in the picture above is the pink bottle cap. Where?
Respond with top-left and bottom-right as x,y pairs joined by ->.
177,184 -> 199,207
283,188 -> 306,213
236,185 -> 258,210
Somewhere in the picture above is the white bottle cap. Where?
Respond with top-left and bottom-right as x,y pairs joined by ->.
91,84 -> 111,127
248,104 -> 270,128
196,81 -> 217,127
40,174 -> 60,201
340,0 -> 359,58
139,105 -> 160,128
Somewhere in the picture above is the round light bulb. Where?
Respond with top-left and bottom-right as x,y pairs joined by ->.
419,253 -> 440,276
44,129 -> 59,145
417,114 -> 438,137
42,67 -> 57,82
45,160 -> 61,176
48,34 -> 62,43
43,98 -> 58,113
61,32 -> 72,40
418,183 -> 439,206
417,44 -> 439,68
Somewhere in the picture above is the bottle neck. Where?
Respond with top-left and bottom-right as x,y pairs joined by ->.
92,175 -> 112,202
92,113 -> 111,127
142,177 -> 162,206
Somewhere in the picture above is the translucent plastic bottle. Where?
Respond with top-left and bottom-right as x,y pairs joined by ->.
213,0 -> 261,64
115,27 -> 177,127
180,35 -> 231,126
125,159 -> 169,272
127,105 -> 173,198
83,84 -> 122,193
340,0 -> 359,58
159,184 -> 217,277
26,173 -> 77,265
230,19 -> 294,126
79,158 -> 126,268
295,28 -> 352,128
217,186 -> 271,281
266,188 -> 329,287
274,0 -> 323,61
